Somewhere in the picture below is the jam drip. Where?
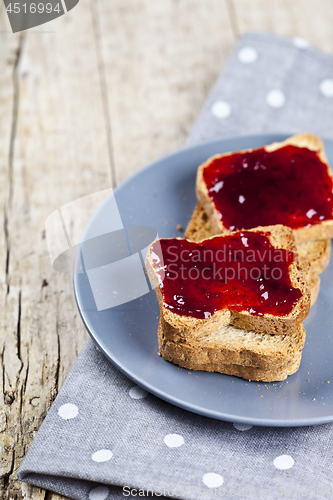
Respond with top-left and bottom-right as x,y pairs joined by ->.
202,145 -> 333,231
150,232 -> 302,320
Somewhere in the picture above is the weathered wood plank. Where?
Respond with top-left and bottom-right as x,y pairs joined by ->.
233,0 -> 333,54
0,3 -> 235,498
0,0 -> 113,498
95,0 -> 236,184
3,0 -> 333,499
0,2 -> 25,496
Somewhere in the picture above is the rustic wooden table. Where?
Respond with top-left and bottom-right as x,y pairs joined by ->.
1,0 -> 333,498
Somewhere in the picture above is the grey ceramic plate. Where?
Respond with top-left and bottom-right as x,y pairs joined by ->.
74,134 -> 333,427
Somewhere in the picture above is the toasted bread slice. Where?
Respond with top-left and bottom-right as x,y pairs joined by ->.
196,133 -> 333,244
185,203 -> 329,305
185,203 -> 331,275
158,321 -> 302,382
147,225 -> 311,337
159,317 -> 305,369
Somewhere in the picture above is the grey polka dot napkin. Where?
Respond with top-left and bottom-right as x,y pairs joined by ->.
18,33 -> 333,500
186,32 -> 333,147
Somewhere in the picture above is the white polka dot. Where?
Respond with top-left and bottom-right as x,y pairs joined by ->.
202,472 -> 224,488
266,89 -> 286,108
212,101 -> 231,119
233,423 -> 253,431
238,46 -> 258,63
273,454 -> 295,470
129,385 -> 148,399
320,79 -> 333,97
58,403 -> 79,420
91,449 -> 113,463
89,486 -> 109,500
164,434 -> 184,448
293,37 -> 309,49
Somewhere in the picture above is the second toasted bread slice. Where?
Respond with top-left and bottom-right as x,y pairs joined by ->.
196,133 -> 333,244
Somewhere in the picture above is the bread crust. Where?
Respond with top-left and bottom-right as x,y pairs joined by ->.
160,356 -> 302,382
158,320 -> 302,382
196,133 -> 333,244
147,225 -> 311,337
297,239 -> 331,276
185,203 -> 331,276
159,318 -> 306,369
309,274 -> 320,306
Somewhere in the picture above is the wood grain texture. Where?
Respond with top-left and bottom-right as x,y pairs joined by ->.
0,0 -> 112,498
96,0 -> 235,184
234,0 -> 333,54
1,0 -> 333,498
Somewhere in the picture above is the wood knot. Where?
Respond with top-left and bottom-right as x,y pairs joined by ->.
4,392 -> 15,405
29,396 -> 40,407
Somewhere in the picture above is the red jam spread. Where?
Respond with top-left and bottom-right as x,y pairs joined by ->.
203,145 -> 333,231
150,232 -> 302,320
